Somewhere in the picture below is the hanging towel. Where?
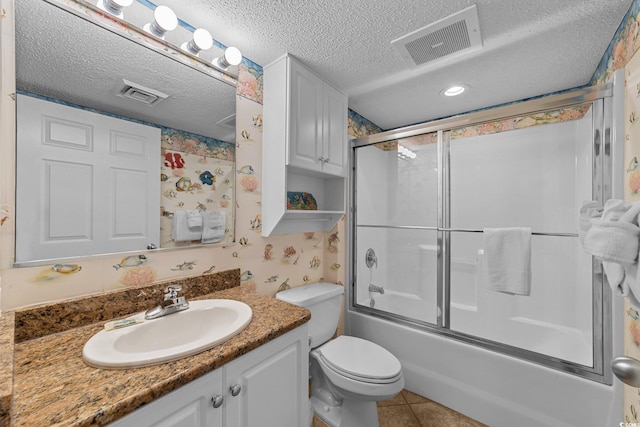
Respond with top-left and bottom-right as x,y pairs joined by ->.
483,228 -> 532,296
201,211 -> 226,244
172,210 -> 203,242
580,199 -> 640,309
582,199 -> 640,265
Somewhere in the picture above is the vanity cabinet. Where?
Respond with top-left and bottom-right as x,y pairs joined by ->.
262,54 -> 348,236
109,325 -> 308,427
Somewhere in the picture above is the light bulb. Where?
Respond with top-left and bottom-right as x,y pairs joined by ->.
143,6 -> 178,39
97,0 -> 133,18
214,46 -> 243,69
181,28 -> 213,56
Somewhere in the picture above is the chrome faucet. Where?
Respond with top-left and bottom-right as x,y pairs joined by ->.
145,285 -> 190,320
368,284 -> 384,294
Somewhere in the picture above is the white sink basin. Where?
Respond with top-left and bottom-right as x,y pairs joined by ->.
83,299 -> 253,369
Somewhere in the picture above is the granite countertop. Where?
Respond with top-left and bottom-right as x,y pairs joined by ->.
5,284 -> 310,427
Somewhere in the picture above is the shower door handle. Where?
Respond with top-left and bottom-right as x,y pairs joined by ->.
612,356 -> 640,387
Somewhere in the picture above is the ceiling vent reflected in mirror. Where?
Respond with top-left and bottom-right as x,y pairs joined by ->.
216,113 -> 236,129
118,79 -> 169,106
392,4 -> 482,66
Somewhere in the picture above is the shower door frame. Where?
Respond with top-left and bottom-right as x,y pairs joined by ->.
349,83 -> 616,384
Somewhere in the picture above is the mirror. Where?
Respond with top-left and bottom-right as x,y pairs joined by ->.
14,0 -> 237,265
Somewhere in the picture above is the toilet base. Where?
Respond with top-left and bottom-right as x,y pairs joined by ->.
310,395 -> 380,427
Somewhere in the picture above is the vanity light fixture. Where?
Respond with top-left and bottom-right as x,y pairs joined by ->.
442,84 -> 468,97
97,0 -> 133,18
143,5 -> 178,40
181,28 -> 214,56
213,46 -> 243,69
397,144 -> 416,159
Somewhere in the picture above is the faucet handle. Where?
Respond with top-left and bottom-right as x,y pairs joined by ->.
164,285 -> 182,299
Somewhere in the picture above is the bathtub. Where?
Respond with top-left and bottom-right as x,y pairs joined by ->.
347,296 -> 623,427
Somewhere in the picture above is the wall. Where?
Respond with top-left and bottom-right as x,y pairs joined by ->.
590,0 -> 640,422
0,0 -> 393,310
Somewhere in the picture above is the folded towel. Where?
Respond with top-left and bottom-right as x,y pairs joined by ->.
483,228 -> 532,296
172,210 -> 203,242
201,211 -> 226,244
186,210 -> 203,228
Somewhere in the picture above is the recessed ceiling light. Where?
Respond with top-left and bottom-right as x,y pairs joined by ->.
442,85 -> 468,97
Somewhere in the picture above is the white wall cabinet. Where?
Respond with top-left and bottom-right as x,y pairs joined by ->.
287,58 -> 347,176
109,325 -> 308,427
263,54 -> 348,236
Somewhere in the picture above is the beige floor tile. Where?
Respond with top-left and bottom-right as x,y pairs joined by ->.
377,391 -> 408,407
378,405 -> 421,427
402,389 -> 430,404
312,414 -> 331,427
410,401 -> 487,427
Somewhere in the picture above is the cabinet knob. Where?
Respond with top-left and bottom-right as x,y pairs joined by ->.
230,384 -> 242,396
318,156 -> 329,163
211,395 -> 224,408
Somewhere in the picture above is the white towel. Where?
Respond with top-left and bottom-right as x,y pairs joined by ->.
483,228 -> 532,296
172,210 -> 203,242
186,210 -> 203,228
201,211 -> 226,244
583,200 -> 640,264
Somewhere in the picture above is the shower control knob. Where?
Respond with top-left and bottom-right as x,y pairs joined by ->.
230,384 -> 242,396
211,395 -> 224,408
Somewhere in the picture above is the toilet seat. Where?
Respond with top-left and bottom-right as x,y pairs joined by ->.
316,336 -> 402,384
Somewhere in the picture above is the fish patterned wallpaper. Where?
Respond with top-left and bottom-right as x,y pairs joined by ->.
160,131 -> 235,248
0,0 -> 356,311
0,87 -> 349,309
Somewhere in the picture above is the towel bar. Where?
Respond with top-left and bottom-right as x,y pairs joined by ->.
441,228 -> 578,238
357,224 -> 578,238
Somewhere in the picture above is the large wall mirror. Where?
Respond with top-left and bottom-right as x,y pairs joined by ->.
14,0 -> 237,265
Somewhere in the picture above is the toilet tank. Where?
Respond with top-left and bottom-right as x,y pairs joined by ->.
276,282 -> 344,349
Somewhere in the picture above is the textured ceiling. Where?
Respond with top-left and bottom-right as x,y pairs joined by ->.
17,0 -> 634,135
16,0 -> 237,142
165,0 -> 632,130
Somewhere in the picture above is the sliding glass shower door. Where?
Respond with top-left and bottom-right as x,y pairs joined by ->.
354,134 -> 439,324
351,90 -> 612,382
446,103 -> 596,366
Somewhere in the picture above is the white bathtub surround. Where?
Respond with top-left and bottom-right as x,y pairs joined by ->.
482,227 -> 532,296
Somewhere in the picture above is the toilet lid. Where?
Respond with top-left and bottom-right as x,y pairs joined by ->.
317,336 -> 402,382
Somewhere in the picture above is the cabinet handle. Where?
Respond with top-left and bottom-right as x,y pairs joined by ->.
230,384 -> 242,397
211,395 -> 224,408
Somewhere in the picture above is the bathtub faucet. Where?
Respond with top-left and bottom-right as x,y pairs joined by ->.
368,284 -> 385,294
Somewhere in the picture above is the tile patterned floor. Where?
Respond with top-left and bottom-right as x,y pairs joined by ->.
312,389 -> 488,427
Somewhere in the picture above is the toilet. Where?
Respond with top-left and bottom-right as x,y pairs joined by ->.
276,282 -> 404,427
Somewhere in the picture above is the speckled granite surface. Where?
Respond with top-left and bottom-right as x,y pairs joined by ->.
0,312 -> 14,427
14,269 -> 240,343
11,285 -> 310,427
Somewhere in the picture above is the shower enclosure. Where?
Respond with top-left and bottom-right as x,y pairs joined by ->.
349,78 -> 624,427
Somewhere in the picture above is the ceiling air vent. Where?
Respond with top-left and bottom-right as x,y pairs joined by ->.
118,79 -> 169,106
392,5 -> 482,66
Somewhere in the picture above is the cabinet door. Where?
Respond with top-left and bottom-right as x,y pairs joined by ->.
109,369 -> 223,427
288,60 -> 324,172
322,83 -> 348,176
225,329 -> 307,427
